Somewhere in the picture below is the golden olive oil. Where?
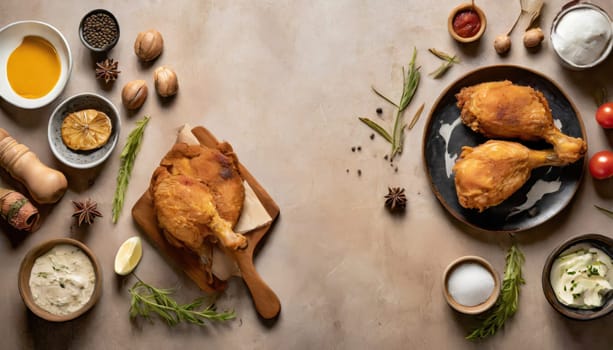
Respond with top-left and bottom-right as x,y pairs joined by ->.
7,36 -> 61,99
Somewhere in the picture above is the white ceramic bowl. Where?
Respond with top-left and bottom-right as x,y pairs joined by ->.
48,93 -> 121,169
0,20 -> 72,109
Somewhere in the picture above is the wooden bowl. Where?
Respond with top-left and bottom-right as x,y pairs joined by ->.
18,238 -> 102,322
443,255 -> 500,314
448,3 -> 487,43
542,234 -> 613,320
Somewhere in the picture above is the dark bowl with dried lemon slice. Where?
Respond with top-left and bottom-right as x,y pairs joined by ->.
48,92 -> 121,169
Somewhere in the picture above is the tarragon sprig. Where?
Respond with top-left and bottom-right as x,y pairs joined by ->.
129,276 -> 236,326
466,243 -> 525,341
428,48 -> 460,79
112,115 -> 150,223
359,47 -> 420,159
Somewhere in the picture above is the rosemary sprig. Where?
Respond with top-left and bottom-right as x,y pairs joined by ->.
359,47 -> 421,159
112,115 -> 150,223
428,48 -> 459,79
466,243 -> 525,341
129,276 -> 236,326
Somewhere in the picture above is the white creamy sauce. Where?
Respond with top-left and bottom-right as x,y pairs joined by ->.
506,177 -> 561,219
29,244 -> 96,316
447,262 -> 495,306
552,8 -> 612,66
438,118 -> 463,178
550,243 -> 613,309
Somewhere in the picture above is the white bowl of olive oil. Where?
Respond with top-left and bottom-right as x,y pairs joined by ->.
0,21 -> 72,109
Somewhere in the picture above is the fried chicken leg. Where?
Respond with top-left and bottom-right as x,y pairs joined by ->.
150,142 -> 246,284
456,81 -> 586,163
453,140 -> 567,212
153,173 -> 247,251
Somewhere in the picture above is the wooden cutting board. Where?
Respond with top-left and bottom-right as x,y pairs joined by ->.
131,126 -> 281,319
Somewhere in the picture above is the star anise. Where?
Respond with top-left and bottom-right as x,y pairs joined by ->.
95,58 -> 120,83
72,199 -> 103,226
384,187 -> 407,211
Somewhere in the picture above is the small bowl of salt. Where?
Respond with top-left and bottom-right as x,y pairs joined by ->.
550,2 -> 613,70
443,256 -> 500,314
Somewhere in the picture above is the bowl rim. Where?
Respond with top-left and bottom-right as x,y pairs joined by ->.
550,2 -> 613,70
442,255 -> 501,315
18,237 -> 103,322
78,8 -> 120,52
541,233 -> 613,320
447,3 -> 487,43
0,20 -> 73,109
47,92 -> 121,169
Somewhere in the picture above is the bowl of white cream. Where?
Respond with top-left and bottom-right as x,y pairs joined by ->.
542,234 -> 613,320
18,238 -> 102,322
550,2 -> 613,70
443,256 -> 501,314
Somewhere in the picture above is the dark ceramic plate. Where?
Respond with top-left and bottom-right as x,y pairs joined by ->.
423,65 -> 586,232
542,234 -> 613,320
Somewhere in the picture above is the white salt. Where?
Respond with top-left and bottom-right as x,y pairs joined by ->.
447,262 -> 495,306
552,8 -> 612,66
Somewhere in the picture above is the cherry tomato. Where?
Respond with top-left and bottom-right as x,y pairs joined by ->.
596,102 -> 613,128
589,150 -> 613,179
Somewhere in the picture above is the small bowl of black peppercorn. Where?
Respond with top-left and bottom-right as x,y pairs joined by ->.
79,9 -> 120,53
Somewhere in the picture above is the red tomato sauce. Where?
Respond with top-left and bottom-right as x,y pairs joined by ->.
453,10 -> 481,38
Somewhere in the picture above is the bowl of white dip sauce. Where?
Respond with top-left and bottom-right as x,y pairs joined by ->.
18,238 -> 102,322
542,234 -> 613,320
443,256 -> 501,314
550,2 -> 613,70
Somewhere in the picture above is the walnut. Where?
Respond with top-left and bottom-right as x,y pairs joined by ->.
153,66 -> 179,97
134,29 -> 164,61
121,80 -> 148,109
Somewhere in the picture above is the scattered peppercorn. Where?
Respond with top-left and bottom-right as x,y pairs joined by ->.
81,11 -> 119,50
351,147 -> 356,152
376,108 -> 383,115
346,169 -> 349,173
384,155 -> 388,161
357,146 -> 361,151
370,133 -> 375,140
357,169 -> 362,176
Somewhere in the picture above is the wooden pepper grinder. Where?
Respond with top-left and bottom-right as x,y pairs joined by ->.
0,128 -> 67,204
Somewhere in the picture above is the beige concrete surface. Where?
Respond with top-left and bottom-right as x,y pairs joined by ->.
1,0 -> 612,349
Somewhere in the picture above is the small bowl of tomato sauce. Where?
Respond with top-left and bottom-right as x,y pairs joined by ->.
448,3 -> 487,43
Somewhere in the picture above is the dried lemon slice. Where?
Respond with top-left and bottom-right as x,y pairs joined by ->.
61,109 -> 112,151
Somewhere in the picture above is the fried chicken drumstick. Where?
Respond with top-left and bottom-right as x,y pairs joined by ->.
456,81 -> 586,164
453,140 -> 568,212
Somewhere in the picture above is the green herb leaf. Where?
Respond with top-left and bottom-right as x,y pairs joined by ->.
407,103 -> 425,130
428,48 -> 459,79
112,116 -> 150,223
129,276 -> 235,326
371,86 -> 399,108
466,244 -> 525,341
359,117 -> 393,143
594,204 -> 613,218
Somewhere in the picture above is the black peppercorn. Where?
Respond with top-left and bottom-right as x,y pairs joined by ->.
376,108 -> 383,115
81,10 -> 119,51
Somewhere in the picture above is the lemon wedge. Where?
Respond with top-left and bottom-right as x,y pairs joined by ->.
114,236 -> 143,275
